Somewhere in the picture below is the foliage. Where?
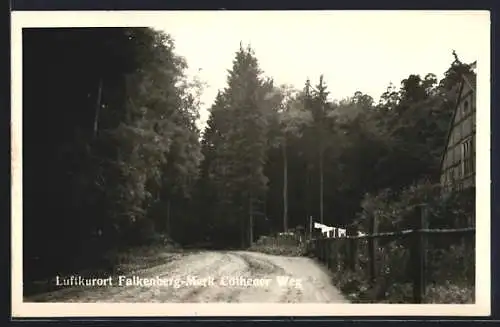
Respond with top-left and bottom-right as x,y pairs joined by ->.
23,28 -> 204,281
198,44 -> 279,247
327,180 -> 474,303
23,26 -> 475,300
250,235 -> 307,257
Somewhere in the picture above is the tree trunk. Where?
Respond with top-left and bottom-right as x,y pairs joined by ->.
319,149 -> 324,224
93,78 -> 103,138
249,195 -> 254,246
241,206 -> 246,248
305,163 -> 311,224
166,198 -> 171,235
283,142 -> 288,232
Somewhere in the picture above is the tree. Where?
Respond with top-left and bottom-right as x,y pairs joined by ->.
309,75 -> 332,224
267,85 -> 313,232
23,28 -> 206,280
23,28 -> 476,286
198,43 -> 273,247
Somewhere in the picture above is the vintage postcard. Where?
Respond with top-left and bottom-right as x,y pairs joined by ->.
11,10 -> 491,317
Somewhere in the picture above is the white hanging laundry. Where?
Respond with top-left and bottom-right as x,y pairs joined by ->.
314,222 -> 326,229
313,222 -> 351,238
322,226 -> 334,237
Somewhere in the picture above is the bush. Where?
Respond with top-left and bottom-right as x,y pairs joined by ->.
330,269 -> 371,303
331,180 -> 475,303
249,235 -> 307,257
425,281 -> 474,304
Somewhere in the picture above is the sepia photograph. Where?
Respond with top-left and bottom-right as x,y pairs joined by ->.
11,10 -> 490,317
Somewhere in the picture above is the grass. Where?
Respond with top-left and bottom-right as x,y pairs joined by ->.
424,281 -> 474,304
327,260 -> 474,304
23,243 -> 185,297
249,244 -> 306,257
248,236 -> 307,257
311,235 -> 475,304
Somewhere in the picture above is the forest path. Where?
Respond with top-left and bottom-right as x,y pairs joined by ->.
25,250 -> 347,303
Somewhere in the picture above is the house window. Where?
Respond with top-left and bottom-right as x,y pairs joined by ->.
447,169 -> 454,186
462,137 -> 473,177
463,100 -> 469,115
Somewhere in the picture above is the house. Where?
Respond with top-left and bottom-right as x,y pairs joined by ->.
440,62 -> 476,194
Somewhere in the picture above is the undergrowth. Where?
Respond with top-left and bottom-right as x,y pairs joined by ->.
24,237 -> 183,297
249,235 -> 307,257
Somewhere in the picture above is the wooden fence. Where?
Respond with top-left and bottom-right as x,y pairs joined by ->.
307,204 -> 475,303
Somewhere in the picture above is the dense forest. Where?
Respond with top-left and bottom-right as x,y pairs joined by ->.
23,28 -> 474,282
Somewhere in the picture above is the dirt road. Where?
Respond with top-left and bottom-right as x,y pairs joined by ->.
26,251 -> 347,303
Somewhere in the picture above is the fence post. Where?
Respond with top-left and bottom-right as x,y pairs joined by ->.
333,239 -> 339,272
339,237 -> 346,272
309,216 -> 313,241
328,239 -> 333,270
412,204 -> 428,303
318,238 -> 322,261
368,212 -> 378,286
347,226 -> 357,271
321,238 -> 326,263
323,238 -> 329,265
319,238 -> 324,262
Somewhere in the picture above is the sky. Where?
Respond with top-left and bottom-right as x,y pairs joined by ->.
149,11 -> 489,130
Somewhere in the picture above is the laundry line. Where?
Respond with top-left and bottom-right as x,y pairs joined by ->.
313,221 -> 366,238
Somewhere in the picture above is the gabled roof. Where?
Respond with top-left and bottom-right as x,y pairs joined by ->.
463,72 -> 477,93
463,60 -> 477,92
439,67 -> 477,172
